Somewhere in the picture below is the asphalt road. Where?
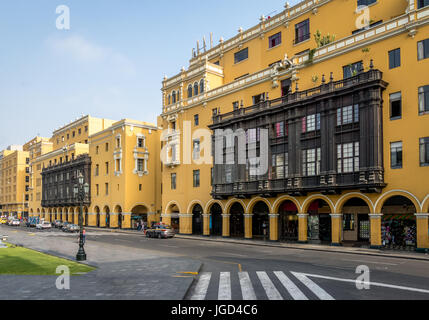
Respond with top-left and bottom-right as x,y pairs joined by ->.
3,224 -> 429,300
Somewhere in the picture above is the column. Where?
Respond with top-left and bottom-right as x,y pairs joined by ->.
110,213 -> 119,228
203,214 -> 211,236
222,214 -> 230,237
179,214 -> 192,234
161,214 -> 171,227
122,213 -> 131,229
74,212 -> 79,225
330,214 -> 342,246
147,213 -> 158,227
244,214 -> 253,239
87,213 -> 96,227
369,213 -> 383,249
415,213 -> 429,253
99,214 -> 106,227
269,214 -> 279,241
297,214 -> 308,243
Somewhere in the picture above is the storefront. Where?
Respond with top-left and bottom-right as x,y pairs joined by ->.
278,201 -> 299,242
170,214 -> 180,233
382,214 -> 417,250
252,202 -> 269,239
307,200 -> 332,243
131,214 -> 147,229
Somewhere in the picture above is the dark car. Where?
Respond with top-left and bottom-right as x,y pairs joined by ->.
145,224 -> 175,239
53,220 -> 62,228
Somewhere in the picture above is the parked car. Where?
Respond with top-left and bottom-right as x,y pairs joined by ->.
145,224 -> 175,239
63,224 -> 79,233
53,220 -> 62,228
36,221 -> 52,230
0,217 -> 7,225
61,222 -> 69,230
10,219 -> 21,227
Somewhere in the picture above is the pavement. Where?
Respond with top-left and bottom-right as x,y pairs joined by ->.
0,226 -> 202,300
85,226 -> 429,262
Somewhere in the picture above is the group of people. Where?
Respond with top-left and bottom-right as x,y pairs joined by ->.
136,220 -> 147,232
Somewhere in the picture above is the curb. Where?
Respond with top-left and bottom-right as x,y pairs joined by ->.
85,227 -> 429,262
181,262 -> 204,300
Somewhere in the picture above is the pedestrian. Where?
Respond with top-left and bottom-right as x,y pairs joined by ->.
82,228 -> 86,245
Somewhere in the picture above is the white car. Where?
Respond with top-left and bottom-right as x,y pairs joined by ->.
36,221 -> 52,230
10,219 -> 21,226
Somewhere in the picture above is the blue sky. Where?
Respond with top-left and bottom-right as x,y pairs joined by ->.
0,0 -> 299,149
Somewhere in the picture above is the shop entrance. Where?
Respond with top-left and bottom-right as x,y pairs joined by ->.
252,201 -> 269,239
167,203 -> 180,233
278,201 -> 299,242
192,204 -> 203,235
230,203 -> 244,238
381,196 -> 417,251
307,200 -> 332,243
131,205 -> 148,230
104,206 -> 111,228
210,203 -> 223,236
341,198 -> 370,247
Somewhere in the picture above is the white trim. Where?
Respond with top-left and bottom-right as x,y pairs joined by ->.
334,192 -> 375,213
186,200 -> 205,214
225,198 -> 246,213
301,194 -> 335,213
246,197 -> 273,214
164,200 -> 182,215
204,199 -> 225,214
374,189 -> 422,212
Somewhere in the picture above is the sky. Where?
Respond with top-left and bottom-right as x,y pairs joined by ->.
0,0 -> 299,150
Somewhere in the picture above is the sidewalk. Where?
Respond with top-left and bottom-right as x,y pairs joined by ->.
85,226 -> 429,262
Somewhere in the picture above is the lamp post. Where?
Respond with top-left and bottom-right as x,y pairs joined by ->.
73,170 -> 89,261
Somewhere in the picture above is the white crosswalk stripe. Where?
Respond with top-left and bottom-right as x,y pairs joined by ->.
256,271 -> 283,300
238,272 -> 257,300
274,271 -> 308,300
190,272 -> 212,300
291,272 -> 335,300
218,272 -> 232,300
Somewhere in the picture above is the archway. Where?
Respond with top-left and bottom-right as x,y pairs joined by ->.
210,203 -> 223,236
115,205 -> 123,229
41,209 -> 45,219
381,196 -> 417,250
307,199 -> 332,243
341,198 -> 371,247
230,202 -> 244,238
104,206 -> 111,228
278,200 -> 299,242
94,206 -> 100,227
252,201 -> 270,239
131,205 -> 148,230
167,203 -> 180,232
192,204 -> 203,235
84,207 -> 89,227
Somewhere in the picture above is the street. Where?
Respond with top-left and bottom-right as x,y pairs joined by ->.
1,224 -> 429,300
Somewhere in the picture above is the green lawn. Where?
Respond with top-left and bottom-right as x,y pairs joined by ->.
0,243 -> 95,276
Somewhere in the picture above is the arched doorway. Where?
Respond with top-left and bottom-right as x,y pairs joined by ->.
115,206 -> 122,229
84,207 -> 89,227
94,206 -> 100,227
210,203 -> 223,236
278,200 -> 299,242
381,196 -> 417,250
307,199 -> 332,243
41,209 -> 45,220
192,204 -> 203,235
131,205 -> 148,230
341,198 -> 371,247
104,206 -> 110,228
252,201 -> 270,239
167,204 -> 180,233
230,202 -> 244,238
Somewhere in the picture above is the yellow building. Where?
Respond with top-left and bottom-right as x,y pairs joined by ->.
160,0 -> 429,252
0,146 -> 30,219
88,119 -> 161,229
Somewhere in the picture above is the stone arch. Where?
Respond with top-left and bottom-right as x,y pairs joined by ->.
84,206 -> 89,226
204,200 -> 225,214
225,198 -> 246,214
272,196 -> 302,214
306,198 -> 333,243
251,201 -> 270,239
422,195 -> 429,213
375,190 -> 421,213
165,201 -> 181,214
246,197 -> 273,214
277,199 -> 300,242
229,201 -> 245,238
191,203 -> 204,235
103,206 -> 111,228
302,194 -> 335,214
187,200 -> 205,214
209,201 -> 223,237
339,196 -> 372,244
114,205 -> 123,229
131,205 -> 149,229
335,193 -> 375,214
94,206 -> 101,227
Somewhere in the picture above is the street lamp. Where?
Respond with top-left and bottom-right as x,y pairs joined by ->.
73,170 -> 89,261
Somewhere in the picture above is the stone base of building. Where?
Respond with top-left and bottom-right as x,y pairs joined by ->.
416,248 -> 429,253
370,245 -> 383,249
331,243 -> 342,247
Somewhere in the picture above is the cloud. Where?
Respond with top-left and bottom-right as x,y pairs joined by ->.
47,34 -> 136,76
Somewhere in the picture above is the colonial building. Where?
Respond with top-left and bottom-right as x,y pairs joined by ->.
160,0 -> 429,252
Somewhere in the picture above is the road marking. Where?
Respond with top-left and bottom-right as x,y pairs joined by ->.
177,272 -> 199,275
218,272 -> 232,300
291,272 -> 335,300
274,271 -> 308,300
218,251 -> 248,257
296,272 -> 429,295
238,272 -> 257,300
341,259 -> 399,266
190,272 -> 212,300
256,271 -> 283,300
238,264 -> 242,272
160,245 -> 179,248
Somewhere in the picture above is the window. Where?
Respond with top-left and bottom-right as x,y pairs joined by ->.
272,153 -> 289,179
96,146 -> 99,154
294,19 -> 310,44
390,92 -> 402,120
252,93 -> 265,105
116,159 -> 121,172
337,142 -> 360,173
85,126 -> 88,132
188,85 -> 193,98
96,184 -> 99,196
137,159 -> 144,172
343,214 -> 355,231
418,0 -> 429,9
137,137 -> 145,148
391,142 -> 403,169
193,139 -> 200,160
105,143 -> 109,152
234,48 -> 248,64
194,114 -> 199,126
343,61 -> 363,79
171,173 -> 177,190
281,79 -> 291,96
72,131 -> 75,138
171,121 -> 176,131
105,162 -> 109,174
357,0 -> 377,6
275,122 -> 286,138
419,85 -> 429,114
389,48 -> 401,69
194,82 -> 199,96
193,170 -> 200,188
105,183 -> 109,195
168,95 -> 171,105
172,91 -> 176,104
139,184 -> 142,191
67,134 -> 69,140
116,137 -> 121,148
200,79 -> 204,93
418,39 -> 429,60
269,32 -> 282,48
233,101 -> 239,111
302,148 -> 321,176
420,137 -> 429,166
95,164 -> 99,176
302,113 -> 321,133
337,105 -> 359,125
78,128 -> 81,135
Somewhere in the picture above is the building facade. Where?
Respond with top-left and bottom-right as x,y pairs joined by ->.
160,0 -> 429,252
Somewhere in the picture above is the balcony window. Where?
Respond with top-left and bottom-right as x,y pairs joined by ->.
269,32 -> 282,48
343,61 -> 363,79
418,0 -> 429,9
302,148 -> 321,176
419,85 -> 429,114
194,82 -> 199,96
234,48 -> 248,64
193,170 -> 200,188
188,85 -> 193,98
272,153 -> 288,179
193,139 -> 200,160
137,137 -> 145,148
337,142 -> 360,173
194,114 -> 199,126
171,173 -> 177,190
275,122 -> 287,138
200,79 -> 204,94
294,19 -> 310,44
390,92 -> 402,120
337,105 -> 359,125
390,142 -> 403,169
137,159 -> 144,172
417,38 -> 429,60
302,113 -> 321,133
388,48 -> 401,69
357,0 -> 376,6
252,93 -> 265,105
420,137 -> 429,166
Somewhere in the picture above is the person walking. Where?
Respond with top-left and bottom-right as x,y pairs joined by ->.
82,228 -> 86,245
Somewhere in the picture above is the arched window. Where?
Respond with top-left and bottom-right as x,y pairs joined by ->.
168,95 -> 171,105
200,79 -> 204,93
172,91 -> 176,104
194,82 -> 199,96
188,85 -> 193,98
177,91 -> 180,101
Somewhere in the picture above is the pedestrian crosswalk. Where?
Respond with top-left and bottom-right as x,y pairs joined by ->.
189,271 -> 336,301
